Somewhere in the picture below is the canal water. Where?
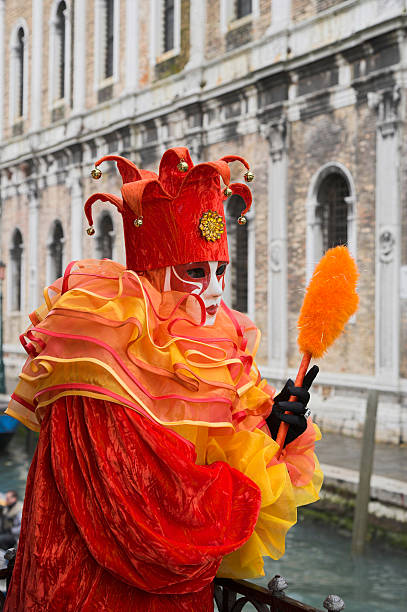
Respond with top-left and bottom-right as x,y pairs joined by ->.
1,425 -> 407,612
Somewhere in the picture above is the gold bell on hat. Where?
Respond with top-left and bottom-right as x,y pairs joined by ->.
244,170 -> 254,182
224,186 -> 232,197
91,167 -> 102,180
133,216 -> 143,227
177,159 -> 189,173
237,216 -> 247,225
87,225 -> 95,235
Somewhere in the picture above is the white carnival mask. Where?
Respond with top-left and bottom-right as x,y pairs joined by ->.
164,261 -> 227,326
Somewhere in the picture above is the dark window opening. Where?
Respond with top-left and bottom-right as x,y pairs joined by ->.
97,214 -> 114,260
163,0 -> 175,52
105,0 -> 114,78
49,221 -> 64,281
236,0 -> 252,19
226,195 -> 248,312
10,229 -> 23,311
56,1 -> 67,99
316,173 -> 349,251
17,28 -> 25,117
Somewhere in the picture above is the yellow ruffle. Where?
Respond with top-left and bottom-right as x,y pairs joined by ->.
170,425 -> 322,579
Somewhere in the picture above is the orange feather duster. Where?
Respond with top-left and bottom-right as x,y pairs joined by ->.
275,246 -> 359,453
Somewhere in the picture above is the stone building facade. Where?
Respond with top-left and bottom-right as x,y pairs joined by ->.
0,0 -> 406,443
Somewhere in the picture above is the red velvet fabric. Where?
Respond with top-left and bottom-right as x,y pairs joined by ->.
5,396 -> 261,611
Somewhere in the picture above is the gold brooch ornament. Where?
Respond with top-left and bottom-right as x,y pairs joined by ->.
199,210 -> 225,242
91,167 -> 102,179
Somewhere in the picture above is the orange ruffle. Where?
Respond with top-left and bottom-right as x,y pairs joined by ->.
8,259 -> 272,435
7,259 -> 323,580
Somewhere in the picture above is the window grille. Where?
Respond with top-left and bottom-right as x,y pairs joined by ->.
163,0 -> 175,52
10,230 -> 23,311
49,221 -> 64,281
226,195 -> 248,313
97,214 -> 114,260
316,173 -> 349,251
105,0 -> 114,78
17,28 -> 25,118
235,0 -> 252,19
56,1 -> 67,99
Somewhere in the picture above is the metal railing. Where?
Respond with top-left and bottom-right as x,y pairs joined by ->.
214,576 -> 345,612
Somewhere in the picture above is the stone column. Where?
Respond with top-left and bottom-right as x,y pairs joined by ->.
270,0 -> 291,31
31,0 -> 43,131
368,87 -> 401,385
0,0 -> 5,141
262,118 -> 288,374
27,182 -> 39,310
67,168 -> 83,260
186,0 -> 206,69
125,0 -> 139,93
73,0 -> 86,113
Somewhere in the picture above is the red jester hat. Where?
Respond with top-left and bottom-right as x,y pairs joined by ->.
84,147 -> 254,272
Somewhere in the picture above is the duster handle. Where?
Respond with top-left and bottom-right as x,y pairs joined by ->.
275,351 -> 311,458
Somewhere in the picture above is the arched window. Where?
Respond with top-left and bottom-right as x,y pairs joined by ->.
9,229 -> 23,311
163,0 -> 175,52
153,0 -> 180,59
47,221 -> 64,282
50,0 -> 72,110
104,0 -> 114,79
306,163 -> 356,281
236,0 -> 252,19
95,0 -> 119,97
224,195 -> 249,313
96,213 -> 114,259
17,28 -> 25,117
56,1 -> 67,99
220,0 -> 256,32
10,22 -> 28,123
316,173 -> 349,252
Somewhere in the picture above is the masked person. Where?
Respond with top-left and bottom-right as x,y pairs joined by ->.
0,490 -> 22,551
4,148 -> 322,612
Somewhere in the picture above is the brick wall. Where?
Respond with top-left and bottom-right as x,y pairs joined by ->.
287,104 -> 376,376
292,0 -> 346,22
205,0 -> 225,60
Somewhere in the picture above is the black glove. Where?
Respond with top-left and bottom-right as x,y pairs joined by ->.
266,365 -> 319,447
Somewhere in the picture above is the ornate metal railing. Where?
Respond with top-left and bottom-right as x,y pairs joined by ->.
0,549 -> 345,612
0,548 -> 16,609
214,576 -> 345,612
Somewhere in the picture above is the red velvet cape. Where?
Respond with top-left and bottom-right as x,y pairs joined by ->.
5,396 -> 261,611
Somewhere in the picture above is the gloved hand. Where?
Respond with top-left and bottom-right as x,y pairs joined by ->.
266,365 -> 319,446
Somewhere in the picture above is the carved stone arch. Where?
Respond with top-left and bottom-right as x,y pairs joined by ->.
306,162 -> 357,281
